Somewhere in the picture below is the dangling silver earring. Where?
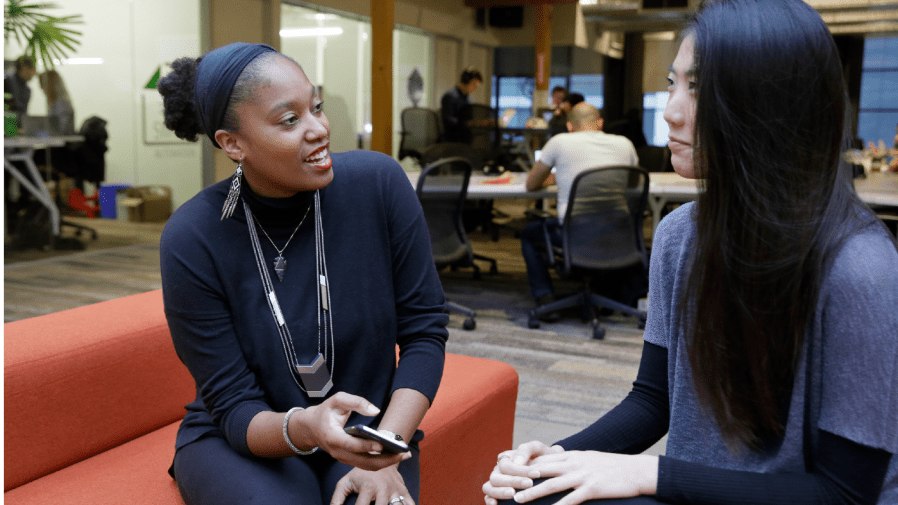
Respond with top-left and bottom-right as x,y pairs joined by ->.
221,162 -> 243,220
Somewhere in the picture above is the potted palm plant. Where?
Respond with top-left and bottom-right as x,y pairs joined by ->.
4,0 -> 82,135
4,0 -> 82,70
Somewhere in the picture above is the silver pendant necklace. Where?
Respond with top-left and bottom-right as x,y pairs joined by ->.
244,191 -> 335,398
252,201 -> 312,282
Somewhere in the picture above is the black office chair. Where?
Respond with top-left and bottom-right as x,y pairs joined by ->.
398,107 -> 441,162
878,214 -> 897,237
636,144 -> 671,173
420,142 -> 484,172
419,142 -> 508,245
54,116 -> 109,239
527,166 -> 650,339
416,156 -> 498,330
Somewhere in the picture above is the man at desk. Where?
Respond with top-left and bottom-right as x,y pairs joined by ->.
547,92 -> 584,131
4,55 -> 37,121
521,102 -> 639,317
440,68 -> 482,143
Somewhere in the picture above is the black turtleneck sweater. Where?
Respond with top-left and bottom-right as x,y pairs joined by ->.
160,150 -> 449,456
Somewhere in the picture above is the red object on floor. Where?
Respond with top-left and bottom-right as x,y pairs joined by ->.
68,188 -> 100,218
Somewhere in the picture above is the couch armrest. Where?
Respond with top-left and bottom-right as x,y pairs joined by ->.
419,353 -> 518,505
4,290 -> 195,491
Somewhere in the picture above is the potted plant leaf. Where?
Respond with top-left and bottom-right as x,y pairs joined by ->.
4,0 -> 82,71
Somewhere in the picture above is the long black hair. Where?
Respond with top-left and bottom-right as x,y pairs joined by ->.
683,0 -> 878,451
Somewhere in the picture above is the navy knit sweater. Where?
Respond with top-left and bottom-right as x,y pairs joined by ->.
161,150 -> 449,456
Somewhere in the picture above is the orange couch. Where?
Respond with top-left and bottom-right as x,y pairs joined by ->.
5,290 -> 518,504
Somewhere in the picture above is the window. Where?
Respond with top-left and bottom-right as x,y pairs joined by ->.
490,75 -> 602,128
858,37 -> 898,148
643,91 -> 669,147
569,74 -> 604,110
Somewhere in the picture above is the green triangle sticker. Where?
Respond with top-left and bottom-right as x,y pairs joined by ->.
145,67 -> 161,89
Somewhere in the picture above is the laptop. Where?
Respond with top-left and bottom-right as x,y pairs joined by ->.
19,115 -> 63,136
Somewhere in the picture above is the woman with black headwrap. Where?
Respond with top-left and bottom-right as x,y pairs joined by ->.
157,43 -> 448,505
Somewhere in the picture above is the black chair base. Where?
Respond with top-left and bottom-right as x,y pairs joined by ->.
473,253 -> 498,276
527,283 -> 647,340
447,254 -> 497,280
61,218 -> 98,240
446,300 -> 476,331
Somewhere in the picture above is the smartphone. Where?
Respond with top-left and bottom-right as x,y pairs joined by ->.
344,425 -> 409,454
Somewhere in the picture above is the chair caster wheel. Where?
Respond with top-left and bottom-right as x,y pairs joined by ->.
591,322 -> 606,340
463,318 -> 476,331
527,316 -> 541,329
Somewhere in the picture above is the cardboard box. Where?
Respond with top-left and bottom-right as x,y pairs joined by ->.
120,185 -> 172,222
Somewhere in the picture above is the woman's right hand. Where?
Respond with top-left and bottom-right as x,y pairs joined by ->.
299,392 -> 411,471
483,441 -> 564,505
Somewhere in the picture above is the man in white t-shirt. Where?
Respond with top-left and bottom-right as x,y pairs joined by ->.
521,102 -> 639,317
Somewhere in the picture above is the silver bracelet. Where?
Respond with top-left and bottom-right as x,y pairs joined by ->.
283,407 -> 318,455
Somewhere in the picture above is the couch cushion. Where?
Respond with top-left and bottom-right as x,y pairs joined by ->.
419,353 -> 518,505
5,355 -> 518,505
5,288 -> 519,503
4,290 -> 195,490
4,422 -> 185,505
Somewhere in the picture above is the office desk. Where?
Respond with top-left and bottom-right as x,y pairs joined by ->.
407,172 -> 556,200
4,135 -> 84,243
646,171 -> 898,236
855,171 -> 898,208
646,172 -> 699,236
468,125 -> 561,168
410,170 -> 896,240
497,127 -> 560,167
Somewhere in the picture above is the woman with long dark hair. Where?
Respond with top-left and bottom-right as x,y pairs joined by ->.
483,0 -> 898,503
157,43 -> 447,505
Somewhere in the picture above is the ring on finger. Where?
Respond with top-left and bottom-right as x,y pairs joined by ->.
389,496 -> 405,505
497,454 -> 511,464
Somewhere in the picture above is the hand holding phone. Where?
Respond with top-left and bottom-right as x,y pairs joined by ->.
344,424 -> 409,454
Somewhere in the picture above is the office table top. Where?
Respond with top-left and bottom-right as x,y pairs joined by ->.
854,171 -> 898,207
4,135 -> 84,149
406,171 -> 556,199
647,171 -> 898,207
407,169 -> 897,207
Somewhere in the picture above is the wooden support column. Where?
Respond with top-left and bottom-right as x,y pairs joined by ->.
371,0 -> 393,156
533,3 -> 553,114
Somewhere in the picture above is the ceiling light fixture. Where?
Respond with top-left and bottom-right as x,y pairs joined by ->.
280,27 -> 344,38
53,58 -> 104,65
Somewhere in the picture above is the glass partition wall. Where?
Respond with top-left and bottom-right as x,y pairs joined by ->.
3,0 -> 203,209
280,3 -> 434,158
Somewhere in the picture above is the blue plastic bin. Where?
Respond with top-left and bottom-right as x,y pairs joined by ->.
98,184 -> 131,219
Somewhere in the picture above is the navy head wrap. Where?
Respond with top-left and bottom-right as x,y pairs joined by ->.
194,42 -> 276,148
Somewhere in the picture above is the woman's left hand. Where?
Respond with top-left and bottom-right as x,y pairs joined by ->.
507,451 -> 659,505
331,464 -> 413,505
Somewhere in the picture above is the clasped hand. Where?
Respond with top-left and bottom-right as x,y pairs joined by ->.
482,441 -> 658,505
305,392 -> 411,472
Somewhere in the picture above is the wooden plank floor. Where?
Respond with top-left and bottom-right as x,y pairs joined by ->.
4,206 -> 662,454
